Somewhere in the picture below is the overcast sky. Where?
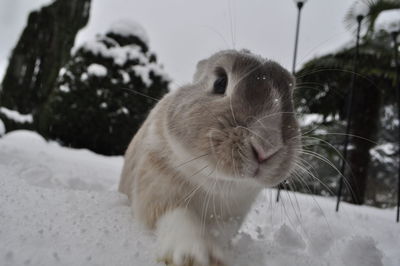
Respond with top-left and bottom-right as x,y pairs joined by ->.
0,0 -> 355,87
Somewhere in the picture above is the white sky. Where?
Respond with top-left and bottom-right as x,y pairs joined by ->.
0,0 -> 355,88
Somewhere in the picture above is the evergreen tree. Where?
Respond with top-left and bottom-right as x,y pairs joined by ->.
295,29 -> 397,206
293,0 -> 400,206
0,0 -> 91,131
41,20 -> 170,155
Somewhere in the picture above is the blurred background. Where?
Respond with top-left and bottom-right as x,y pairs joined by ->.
0,0 -> 399,210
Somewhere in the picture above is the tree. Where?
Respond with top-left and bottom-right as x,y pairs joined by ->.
345,0 -> 400,36
0,0 -> 91,131
40,20 -> 170,155
294,0 -> 400,206
295,29 -> 397,205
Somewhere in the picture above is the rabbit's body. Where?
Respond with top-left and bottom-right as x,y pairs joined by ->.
119,50 -> 300,266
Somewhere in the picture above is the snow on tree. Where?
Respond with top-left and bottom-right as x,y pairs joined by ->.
41,20 -> 170,155
0,118 -> 4,136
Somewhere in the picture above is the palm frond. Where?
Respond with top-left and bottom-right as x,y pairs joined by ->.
344,0 -> 400,36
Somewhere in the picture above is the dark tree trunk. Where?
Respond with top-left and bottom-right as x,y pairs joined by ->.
346,78 -> 381,204
0,0 -> 91,131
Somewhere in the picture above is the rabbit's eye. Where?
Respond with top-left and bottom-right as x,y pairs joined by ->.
213,73 -> 228,95
213,76 -> 227,94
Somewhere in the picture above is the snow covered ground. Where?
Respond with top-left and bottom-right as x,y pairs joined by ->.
0,130 -> 399,266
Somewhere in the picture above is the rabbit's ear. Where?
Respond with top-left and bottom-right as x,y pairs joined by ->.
193,58 -> 208,83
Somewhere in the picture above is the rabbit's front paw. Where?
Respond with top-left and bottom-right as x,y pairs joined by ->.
157,236 -> 224,266
156,209 -> 225,266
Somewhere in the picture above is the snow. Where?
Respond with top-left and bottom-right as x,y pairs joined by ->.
120,70 -> 130,83
341,236 -> 383,266
299,113 -> 324,127
273,224 -> 306,250
80,72 -> 89,81
375,9 -> 400,33
77,22 -> 170,86
80,40 -> 147,66
370,143 -> 396,164
117,107 -> 129,115
375,143 -> 395,155
0,118 -> 4,136
108,19 -> 150,45
59,84 -> 70,93
87,63 -> 108,77
0,107 -> 33,124
132,64 -> 163,87
1,130 -> 400,266
81,39 -> 170,85
314,85 -> 329,100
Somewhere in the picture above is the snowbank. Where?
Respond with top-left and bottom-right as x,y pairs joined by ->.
0,130 -> 399,266
0,107 -> 33,124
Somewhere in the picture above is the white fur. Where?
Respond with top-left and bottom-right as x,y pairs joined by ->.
156,208 -> 224,265
164,121 -> 210,178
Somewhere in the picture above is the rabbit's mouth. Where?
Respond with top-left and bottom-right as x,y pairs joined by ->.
203,123 -> 299,186
251,146 -> 282,178
242,140 -> 299,187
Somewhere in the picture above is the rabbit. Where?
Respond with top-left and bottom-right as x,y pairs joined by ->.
119,49 -> 301,266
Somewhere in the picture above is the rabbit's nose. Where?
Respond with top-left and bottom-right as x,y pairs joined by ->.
251,142 -> 268,163
250,139 -> 282,164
